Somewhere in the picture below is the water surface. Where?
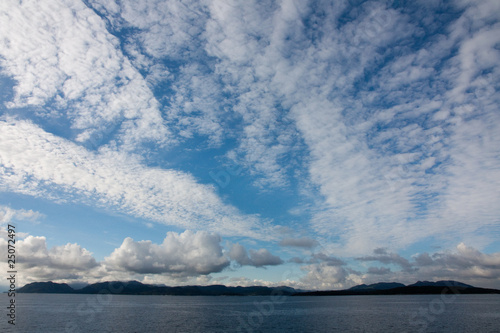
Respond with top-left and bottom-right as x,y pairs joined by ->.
2,294 -> 499,332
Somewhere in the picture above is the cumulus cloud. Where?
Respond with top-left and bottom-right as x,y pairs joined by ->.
298,263 -> 360,290
296,244 -> 500,290
105,230 -> 229,276
0,235 -> 98,284
412,243 -> 500,282
20,236 -> 98,270
228,243 -> 283,267
0,230 -> 286,287
354,243 -> 500,289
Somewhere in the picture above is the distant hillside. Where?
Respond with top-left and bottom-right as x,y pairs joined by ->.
18,281 -> 74,294
295,280 -> 500,296
349,282 -> 405,291
18,281 -> 299,296
17,280 -> 500,296
408,280 -> 473,288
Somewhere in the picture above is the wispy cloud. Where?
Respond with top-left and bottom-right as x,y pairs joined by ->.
0,205 -> 44,225
0,118 -> 271,239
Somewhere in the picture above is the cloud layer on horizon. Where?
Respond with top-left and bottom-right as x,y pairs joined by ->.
1,230 -> 499,290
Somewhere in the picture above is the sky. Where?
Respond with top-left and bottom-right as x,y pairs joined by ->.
0,0 -> 499,291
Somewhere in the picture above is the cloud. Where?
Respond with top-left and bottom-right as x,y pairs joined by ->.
412,243 -> 500,281
105,230 -> 229,276
250,0 -> 500,255
228,243 -> 283,267
298,263 -> 360,290
367,267 -> 392,275
0,235 -> 98,283
307,253 -> 346,266
0,118 -> 271,239
0,0 -> 171,150
89,0 -> 229,147
0,230 -> 285,287
279,237 -> 319,248
357,248 -> 416,273
20,236 -> 98,270
203,0 -> 306,188
355,243 -> 500,289
0,205 -> 44,224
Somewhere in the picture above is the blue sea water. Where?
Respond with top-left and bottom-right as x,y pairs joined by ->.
2,293 -> 499,332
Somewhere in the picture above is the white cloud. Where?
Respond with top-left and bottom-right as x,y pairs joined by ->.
105,230 -> 229,276
0,0 -> 171,150
147,0 -> 500,253
20,236 -> 97,270
298,263 -> 359,290
0,118 -> 272,239
0,205 -> 44,224
89,0 -> 229,147
0,230 -> 285,287
0,235 -> 98,284
203,0 -> 304,188
90,0 -> 207,59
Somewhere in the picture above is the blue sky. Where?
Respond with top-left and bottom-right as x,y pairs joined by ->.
1,0 -> 500,290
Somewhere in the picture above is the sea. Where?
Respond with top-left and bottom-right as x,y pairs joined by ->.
2,293 -> 499,332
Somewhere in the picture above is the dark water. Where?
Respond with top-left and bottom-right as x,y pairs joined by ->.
2,293 -> 499,332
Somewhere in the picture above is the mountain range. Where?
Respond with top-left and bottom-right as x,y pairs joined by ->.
16,280 -> 500,296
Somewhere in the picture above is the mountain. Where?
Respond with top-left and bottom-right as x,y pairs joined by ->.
17,281 -> 299,296
408,280 -> 473,288
295,280 -> 500,296
77,280 -> 155,294
349,282 -> 405,291
17,280 -> 500,296
17,281 -> 74,294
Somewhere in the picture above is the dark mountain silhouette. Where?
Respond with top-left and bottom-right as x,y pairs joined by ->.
349,282 -> 405,291
17,281 -> 74,294
17,280 -> 500,296
18,280 -> 299,296
408,280 -> 473,288
296,280 -> 500,296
